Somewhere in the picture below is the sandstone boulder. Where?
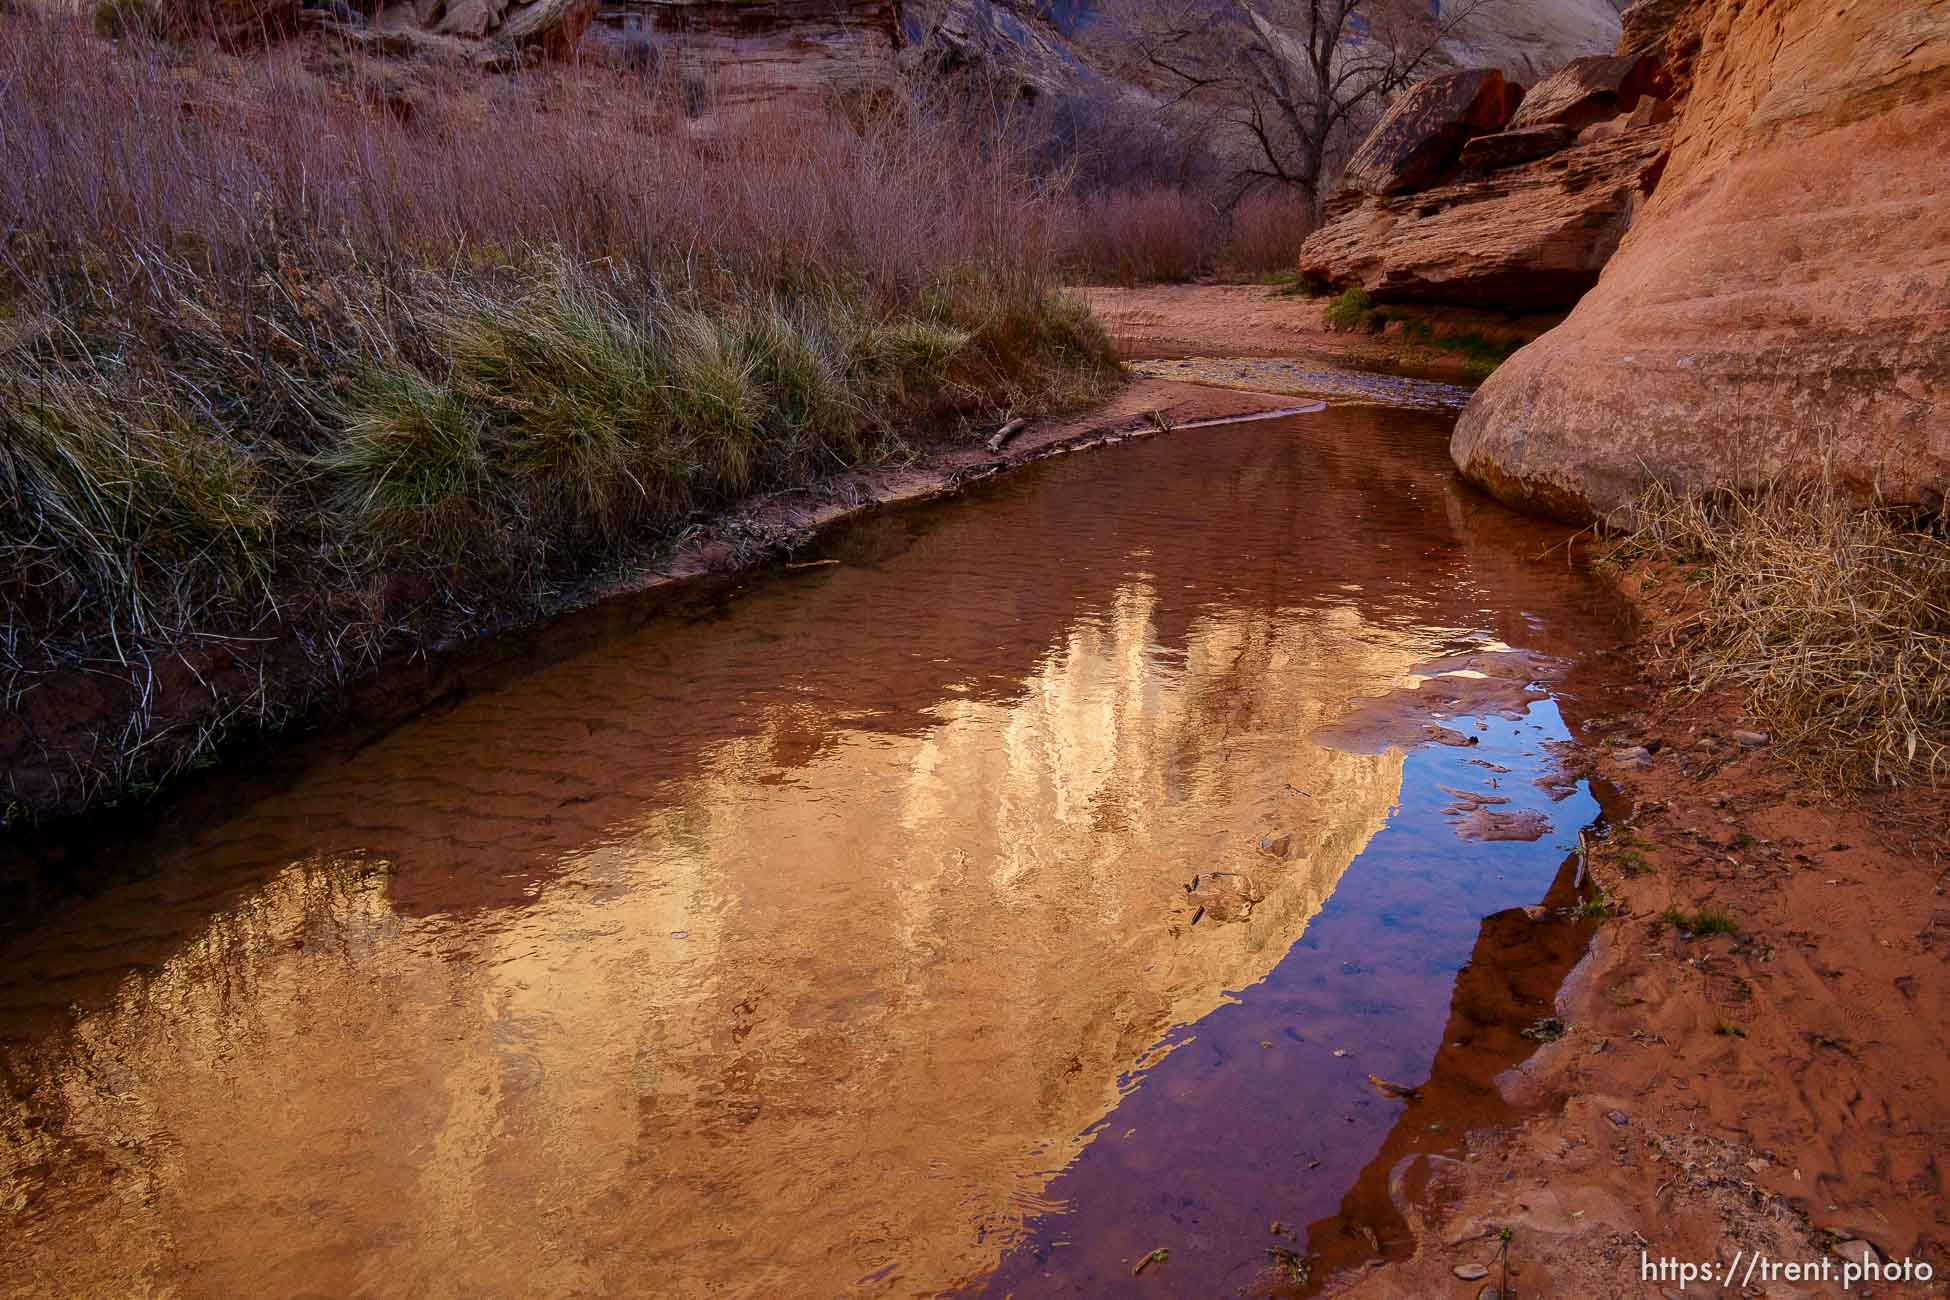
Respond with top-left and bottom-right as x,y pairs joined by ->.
1456,122 -> 1578,171
1298,121 -> 1672,310
1508,52 -> 1671,131
1342,69 -> 1516,196
1451,0 -> 1950,521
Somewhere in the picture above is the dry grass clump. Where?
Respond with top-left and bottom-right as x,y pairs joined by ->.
0,9 -> 1119,818
1616,479 -> 1950,786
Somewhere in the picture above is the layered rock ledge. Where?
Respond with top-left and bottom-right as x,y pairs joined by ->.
1451,0 -> 1950,521
1299,121 -> 1671,311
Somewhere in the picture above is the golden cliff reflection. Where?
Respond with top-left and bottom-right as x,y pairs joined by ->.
2,401 -> 1636,1299
1,579 -> 1427,1298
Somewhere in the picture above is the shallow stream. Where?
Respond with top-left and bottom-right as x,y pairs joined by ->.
0,380 -> 1634,1296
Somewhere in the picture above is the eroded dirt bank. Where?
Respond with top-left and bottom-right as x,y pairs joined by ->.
1334,563 -> 1950,1299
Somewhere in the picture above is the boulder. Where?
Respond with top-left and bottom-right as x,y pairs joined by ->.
1297,121 -> 1672,310
1456,122 -> 1579,171
1342,68 -> 1516,196
1451,0 -> 1950,522
431,0 -> 504,37
1508,52 -> 1672,131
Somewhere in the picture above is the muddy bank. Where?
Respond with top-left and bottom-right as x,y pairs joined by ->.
1335,559 -> 1950,1299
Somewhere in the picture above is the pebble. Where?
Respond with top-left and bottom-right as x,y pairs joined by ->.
1606,1109 -> 1631,1126
1732,729 -> 1770,747
1477,1287 -> 1501,1300
1453,1263 -> 1489,1281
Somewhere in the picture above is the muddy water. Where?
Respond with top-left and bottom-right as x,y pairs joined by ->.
0,397 -> 1632,1298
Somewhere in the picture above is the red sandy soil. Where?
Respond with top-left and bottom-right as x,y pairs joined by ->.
1077,283 -> 1564,377
1334,562 -> 1950,1300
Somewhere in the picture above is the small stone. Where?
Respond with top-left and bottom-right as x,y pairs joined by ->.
1454,1262 -> 1489,1280
1732,729 -> 1770,747
1606,1109 -> 1631,1126
1477,1287 -> 1502,1300
1614,745 -> 1652,762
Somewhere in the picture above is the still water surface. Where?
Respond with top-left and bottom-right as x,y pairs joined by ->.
0,397 -> 1631,1297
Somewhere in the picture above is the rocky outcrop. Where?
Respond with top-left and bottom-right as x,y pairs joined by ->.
1299,121 -> 1670,309
1506,51 -> 1670,130
909,0 -> 1089,99
1451,0 -> 1950,521
1342,68 -> 1518,196
590,0 -> 903,118
1455,121 -> 1577,170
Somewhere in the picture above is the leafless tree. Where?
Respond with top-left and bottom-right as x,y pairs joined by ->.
1099,0 -> 1504,219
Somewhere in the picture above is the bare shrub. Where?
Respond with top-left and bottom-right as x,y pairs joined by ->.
1218,189 -> 1313,277
1060,186 -> 1210,284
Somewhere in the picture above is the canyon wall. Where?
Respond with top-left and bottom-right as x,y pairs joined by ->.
1451,0 -> 1950,521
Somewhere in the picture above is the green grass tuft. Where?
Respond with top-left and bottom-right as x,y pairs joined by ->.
1323,288 -> 1380,332
1662,905 -> 1738,937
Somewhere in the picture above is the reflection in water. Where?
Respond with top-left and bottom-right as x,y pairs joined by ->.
0,404 -> 1629,1297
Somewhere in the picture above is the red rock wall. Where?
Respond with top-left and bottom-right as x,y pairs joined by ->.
1451,0 -> 1950,521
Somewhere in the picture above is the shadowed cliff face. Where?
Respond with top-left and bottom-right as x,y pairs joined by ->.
1452,0 -> 1950,520
0,403 -> 1632,1297
582,0 -> 1620,132
592,0 -> 903,125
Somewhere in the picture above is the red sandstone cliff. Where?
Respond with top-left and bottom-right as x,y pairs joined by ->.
1450,0 -> 1950,520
